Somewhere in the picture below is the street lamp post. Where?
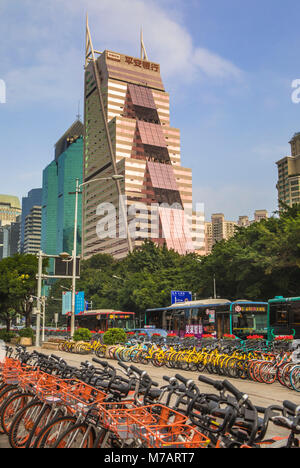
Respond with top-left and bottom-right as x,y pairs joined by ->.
70,178 -> 80,339
41,297 -> 46,343
196,258 -> 217,300
69,174 -> 126,338
213,274 -> 217,300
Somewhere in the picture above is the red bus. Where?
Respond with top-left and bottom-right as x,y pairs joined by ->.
67,310 -> 136,333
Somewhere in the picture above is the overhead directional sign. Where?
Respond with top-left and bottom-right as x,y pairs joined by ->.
171,290 -> 192,304
52,257 -> 80,277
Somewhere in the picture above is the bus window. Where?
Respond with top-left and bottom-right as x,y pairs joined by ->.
276,310 -> 289,325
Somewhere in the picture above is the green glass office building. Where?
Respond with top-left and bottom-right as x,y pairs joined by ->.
41,120 -> 84,257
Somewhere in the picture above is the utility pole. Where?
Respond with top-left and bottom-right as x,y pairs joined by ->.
213,274 -> 217,300
41,297 -> 46,343
70,178 -> 79,339
35,250 -> 43,347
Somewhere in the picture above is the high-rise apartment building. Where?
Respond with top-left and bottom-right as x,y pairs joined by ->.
276,133 -> 300,207
82,22 -> 204,259
0,195 -> 21,227
41,120 -> 84,256
238,215 -> 250,227
254,209 -> 268,222
204,222 -> 213,255
0,216 -> 20,259
205,209 -> 268,254
210,213 -> 237,245
19,189 -> 43,253
0,224 -> 9,259
24,206 -> 42,255
237,210 -> 268,227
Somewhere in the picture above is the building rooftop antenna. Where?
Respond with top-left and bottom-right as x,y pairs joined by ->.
76,100 -> 81,121
140,28 -> 149,61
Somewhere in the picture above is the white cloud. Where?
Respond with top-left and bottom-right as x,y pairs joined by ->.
194,48 -> 242,80
0,0 -> 243,107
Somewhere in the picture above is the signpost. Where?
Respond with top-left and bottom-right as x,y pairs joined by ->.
75,291 -> 85,315
62,291 -> 72,316
35,250 -> 81,347
62,291 -> 85,316
171,290 -> 192,305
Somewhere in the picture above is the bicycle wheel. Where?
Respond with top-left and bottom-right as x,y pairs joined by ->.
8,400 -> 45,448
278,363 -> 294,388
290,365 -> 300,392
58,342 -> 67,352
53,423 -> 95,448
152,351 -> 166,368
25,405 -> 60,448
95,345 -> 106,359
259,362 -> 277,384
33,415 -> 77,448
1,391 -> 34,436
136,350 -> 148,365
94,428 -> 122,448
0,385 -> 20,434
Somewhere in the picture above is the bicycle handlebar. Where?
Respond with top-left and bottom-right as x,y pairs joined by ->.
222,379 -> 248,403
283,400 -> 300,415
198,374 -> 224,392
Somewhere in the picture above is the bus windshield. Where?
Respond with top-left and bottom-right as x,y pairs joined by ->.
232,312 -> 268,338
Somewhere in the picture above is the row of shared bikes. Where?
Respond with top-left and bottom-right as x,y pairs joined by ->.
0,345 -> 299,448
58,333 -> 300,392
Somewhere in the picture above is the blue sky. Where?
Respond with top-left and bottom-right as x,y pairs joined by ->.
1,0 -> 300,220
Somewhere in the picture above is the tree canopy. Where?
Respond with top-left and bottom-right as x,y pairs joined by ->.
0,254 -> 39,329
72,205 -> 300,315
3,205 -> 299,329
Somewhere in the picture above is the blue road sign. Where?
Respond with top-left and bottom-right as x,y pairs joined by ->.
171,290 -> 192,304
62,291 -> 72,316
75,291 -> 85,315
62,291 -> 85,315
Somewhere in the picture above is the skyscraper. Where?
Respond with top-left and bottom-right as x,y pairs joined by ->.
41,120 -> 84,257
82,20 -> 204,259
20,188 -> 42,253
0,216 -> 20,259
24,206 -> 42,255
0,195 -> 21,227
276,133 -> 300,208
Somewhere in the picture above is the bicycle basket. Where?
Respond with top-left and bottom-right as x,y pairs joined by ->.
2,358 -> 22,384
132,423 -> 210,448
60,380 -> 107,412
18,367 -> 41,391
127,404 -> 188,429
96,401 -> 139,439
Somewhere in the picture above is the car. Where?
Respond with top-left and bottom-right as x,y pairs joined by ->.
127,328 -> 168,339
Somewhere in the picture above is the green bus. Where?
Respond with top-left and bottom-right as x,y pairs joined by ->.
268,296 -> 300,340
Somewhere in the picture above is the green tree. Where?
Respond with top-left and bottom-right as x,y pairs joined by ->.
0,254 -> 45,330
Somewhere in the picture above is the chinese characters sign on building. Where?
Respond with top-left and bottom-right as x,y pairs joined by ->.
106,51 -> 160,73
185,324 -> 203,335
124,56 -> 160,72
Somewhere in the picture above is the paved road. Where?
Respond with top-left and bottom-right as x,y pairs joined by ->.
0,435 -> 9,448
0,345 -> 298,447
